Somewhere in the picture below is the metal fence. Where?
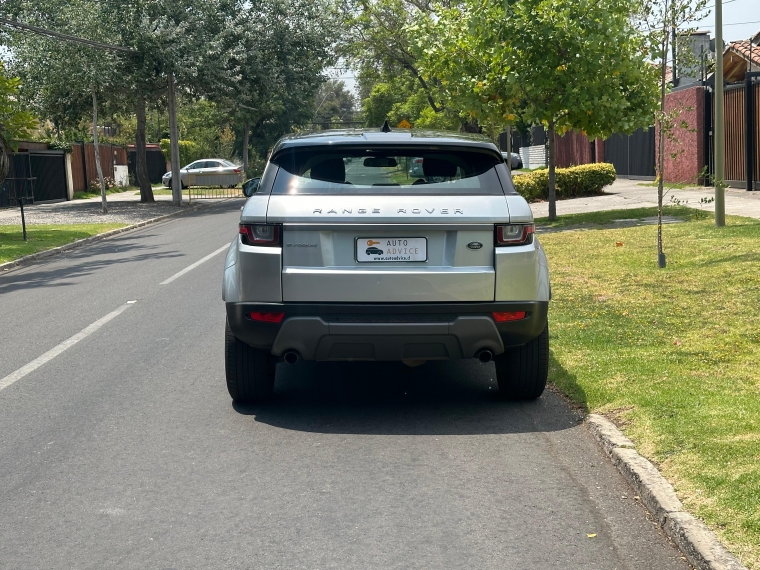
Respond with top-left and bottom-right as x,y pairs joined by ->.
186,187 -> 244,202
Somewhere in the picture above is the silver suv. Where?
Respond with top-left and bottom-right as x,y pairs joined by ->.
222,129 -> 550,403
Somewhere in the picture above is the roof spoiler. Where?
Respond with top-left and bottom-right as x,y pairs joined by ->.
380,120 -> 392,133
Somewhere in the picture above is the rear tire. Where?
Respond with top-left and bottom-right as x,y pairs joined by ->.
494,324 -> 548,400
225,319 -> 275,403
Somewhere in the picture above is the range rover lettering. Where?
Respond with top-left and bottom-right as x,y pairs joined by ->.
223,127 -> 550,403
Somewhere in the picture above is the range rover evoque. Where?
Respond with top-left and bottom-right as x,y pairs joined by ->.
222,127 -> 550,403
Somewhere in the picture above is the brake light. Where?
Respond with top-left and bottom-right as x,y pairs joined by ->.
240,224 -> 281,246
495,224 -> 534,246
492,311 -> 527,322
234,168 -> 241,174
413,158 -> 423,164
249,312 -> 285,323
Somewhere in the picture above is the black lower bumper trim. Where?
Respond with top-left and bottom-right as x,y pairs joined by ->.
226,301 -> 548,354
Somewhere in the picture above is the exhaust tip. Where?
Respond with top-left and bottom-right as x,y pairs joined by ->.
283,351 -> 299,365
476,349 -> 493,363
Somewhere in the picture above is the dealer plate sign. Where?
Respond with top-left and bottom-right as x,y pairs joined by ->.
356,237 -> 427,262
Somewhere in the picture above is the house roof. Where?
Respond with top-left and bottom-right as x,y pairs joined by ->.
722,40 -> 760,82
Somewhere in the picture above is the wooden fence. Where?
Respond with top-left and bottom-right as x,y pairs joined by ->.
722,82 -> 760,188
70,143 -> 128,192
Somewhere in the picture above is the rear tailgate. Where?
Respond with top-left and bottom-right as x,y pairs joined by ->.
267,195 -> 510,303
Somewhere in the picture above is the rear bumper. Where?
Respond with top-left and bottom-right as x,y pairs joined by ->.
226,301 -> 548,361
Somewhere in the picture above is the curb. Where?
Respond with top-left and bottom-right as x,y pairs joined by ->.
0,202 -> 213,273
586,415 -> 747,570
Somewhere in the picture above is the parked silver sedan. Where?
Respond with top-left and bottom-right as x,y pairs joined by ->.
162,159 -> 243,188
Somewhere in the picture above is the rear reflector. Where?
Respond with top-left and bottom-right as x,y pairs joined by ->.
492,311 -> 527,322
249,312 -> 285,323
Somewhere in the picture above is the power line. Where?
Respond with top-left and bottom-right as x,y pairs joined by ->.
700,19 -> 760,27
0,17 -> 135,52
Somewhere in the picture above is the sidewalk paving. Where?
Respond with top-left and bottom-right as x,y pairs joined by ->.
0,189 -> 231,226
529,178 -> 760,220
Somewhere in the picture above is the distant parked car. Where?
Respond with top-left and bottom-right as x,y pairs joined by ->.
408,157 -> 425,178
501,152 -> 523,170
162,159 -> 243,189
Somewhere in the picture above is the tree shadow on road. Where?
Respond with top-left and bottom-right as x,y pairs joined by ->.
233,358 -> 582,436
0,235 -> 183,294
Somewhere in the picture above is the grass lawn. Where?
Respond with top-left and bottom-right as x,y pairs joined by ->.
539,207 -> 760,568
0,223 -> 126,264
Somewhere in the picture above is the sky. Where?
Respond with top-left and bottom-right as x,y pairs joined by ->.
693,0 -> 760,42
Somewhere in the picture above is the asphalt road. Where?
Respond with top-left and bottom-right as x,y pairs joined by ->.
0,199 -> 690,569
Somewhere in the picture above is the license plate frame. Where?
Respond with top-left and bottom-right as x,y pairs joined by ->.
356,237 -> 428,263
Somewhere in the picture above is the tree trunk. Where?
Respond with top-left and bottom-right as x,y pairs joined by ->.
242,120 -> 249,173
92,91 -> 108,215
168,72 -> 182,207
657,15 -> 669,268
547,119 -> 556,221
135,94 -> 155,203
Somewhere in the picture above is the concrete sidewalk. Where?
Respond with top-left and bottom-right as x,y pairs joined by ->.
0,188 -> 230,226
529,179 -> 760,220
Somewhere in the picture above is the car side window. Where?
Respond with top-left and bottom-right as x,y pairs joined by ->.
188,161 -> 202,170
207,161 -> 222,168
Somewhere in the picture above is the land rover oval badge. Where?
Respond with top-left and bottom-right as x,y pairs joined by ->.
467,241 -> 483,250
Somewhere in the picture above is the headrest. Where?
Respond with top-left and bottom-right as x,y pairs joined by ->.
310,158 -> 345,183
422,157 -> 457,178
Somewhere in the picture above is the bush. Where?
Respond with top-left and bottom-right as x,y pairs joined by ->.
513,163 -> 616,202
159,139 -> 202,169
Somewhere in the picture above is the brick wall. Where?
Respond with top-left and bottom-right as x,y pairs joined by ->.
655,86 -> 705,184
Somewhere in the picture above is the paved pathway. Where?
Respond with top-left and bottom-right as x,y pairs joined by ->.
529,178 -> 760,220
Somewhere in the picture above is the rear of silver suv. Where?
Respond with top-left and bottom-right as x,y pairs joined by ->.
223,129 -> 550,402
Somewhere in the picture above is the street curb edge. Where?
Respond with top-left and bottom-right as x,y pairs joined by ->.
585,414 -> 747,570
0,202 -> 210,273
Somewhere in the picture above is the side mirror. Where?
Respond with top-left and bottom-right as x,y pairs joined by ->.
242,177 -> 261,197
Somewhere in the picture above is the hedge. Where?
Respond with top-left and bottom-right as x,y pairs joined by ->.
512,163 -> 617,202
159,139 -> 203,169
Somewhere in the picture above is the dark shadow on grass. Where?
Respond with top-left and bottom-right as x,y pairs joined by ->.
232,359 -> 581,436
548,351 -> 588,414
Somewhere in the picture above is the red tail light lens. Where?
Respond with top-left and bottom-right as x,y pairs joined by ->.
234,168 -> 242,174
249,312 -> 285,323
240,224 -> 280,246
413,158 -> 423,164
492,311 -> 527,322
495,224 -> 534,246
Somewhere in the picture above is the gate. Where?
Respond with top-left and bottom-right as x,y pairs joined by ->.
187,187 -> 243,201
29,150 -> 67,202
604,127 -> 656,179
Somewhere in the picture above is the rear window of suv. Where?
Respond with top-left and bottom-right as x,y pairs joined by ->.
270,146 -> 505,195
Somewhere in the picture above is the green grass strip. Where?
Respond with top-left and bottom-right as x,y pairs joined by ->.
0,223 -> 127,264
540,211 -> 760,568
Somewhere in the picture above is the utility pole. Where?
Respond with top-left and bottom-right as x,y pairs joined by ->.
168,72 -> 182,207
714,0 -> 726,226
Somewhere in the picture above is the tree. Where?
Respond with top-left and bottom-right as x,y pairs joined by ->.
4,0 -> 122,213
0,61 -> 36,186
636,0 -> 709,267
415,0 -> 660,220
313,80 -> 356,127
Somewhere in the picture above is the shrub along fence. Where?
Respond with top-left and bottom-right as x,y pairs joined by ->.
513,163 -> 617,202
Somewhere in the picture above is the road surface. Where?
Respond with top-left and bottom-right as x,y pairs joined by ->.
0,200 -> 690,569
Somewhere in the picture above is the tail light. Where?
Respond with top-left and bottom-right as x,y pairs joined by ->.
234,168 -> 242,174
413,158 -> 423,164
240,224 -> 281,246
249,311 -> 285,323
495,224 -> 534,246
492,311 -> 527,322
